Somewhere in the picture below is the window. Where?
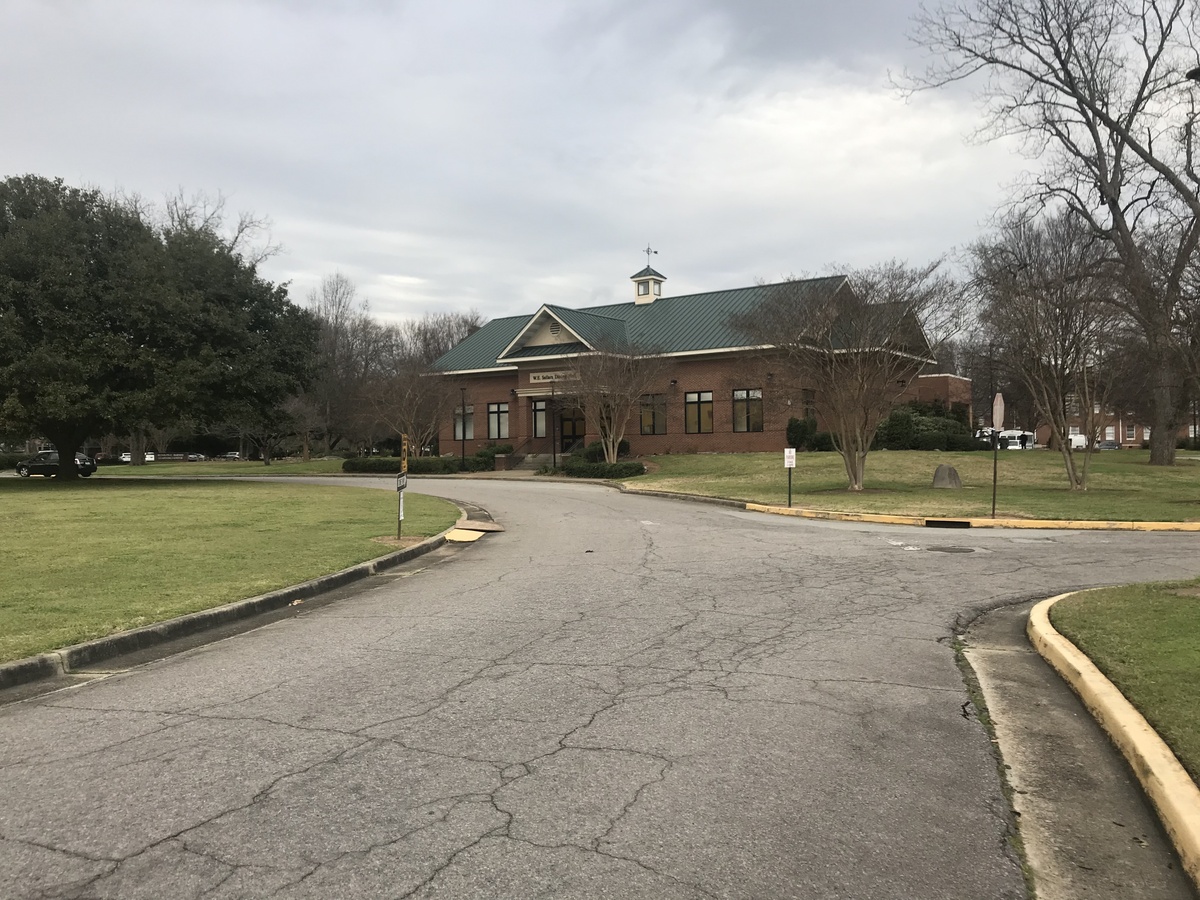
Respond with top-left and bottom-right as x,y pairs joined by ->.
488,402 -> 509,440
802,389 -> 816,420
638,281 -> 649,296
1068,425 -> 1080,436
1105,426 -> 1115,440
653,281 -> 661,296
454,405 -> 474,440
640,394 -> 667,435
533,400 -> 547,438
1126,424 -> 1136,441
732,389 -> 763,433
685,391 -> 713,434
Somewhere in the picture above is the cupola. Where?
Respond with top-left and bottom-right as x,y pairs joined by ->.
630,266 -> 666,304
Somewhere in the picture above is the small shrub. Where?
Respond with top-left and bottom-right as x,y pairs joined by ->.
811,431 -> 836,452
341,457 -> 408,473
581,439 -> 630,462
1,452 -> 27,470
406,456 -> 461,475
913,432 -> 948,451
787,416 -> 818,450
946,432 -> 989,451
876,409 -> 915,450
562,457 -> 646,478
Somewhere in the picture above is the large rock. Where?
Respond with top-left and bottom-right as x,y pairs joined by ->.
932,463 -> 962,489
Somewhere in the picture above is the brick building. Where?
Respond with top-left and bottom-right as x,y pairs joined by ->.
432,269 -> 962,459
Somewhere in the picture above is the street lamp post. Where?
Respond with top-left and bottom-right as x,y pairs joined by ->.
459,386 -> 466,470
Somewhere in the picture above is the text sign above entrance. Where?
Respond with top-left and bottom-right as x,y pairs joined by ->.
529,371 -> 571,383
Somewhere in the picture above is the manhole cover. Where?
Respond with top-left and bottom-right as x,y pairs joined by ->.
927,546 -> 975,553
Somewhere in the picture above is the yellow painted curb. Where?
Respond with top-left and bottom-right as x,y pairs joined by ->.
1028,593 -> 1200,891
445,528 -> 486,543
745,503 -> 1200,531
744,503 -> 924,527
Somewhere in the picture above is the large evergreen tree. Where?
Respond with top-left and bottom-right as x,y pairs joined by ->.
0,175 -> 317,477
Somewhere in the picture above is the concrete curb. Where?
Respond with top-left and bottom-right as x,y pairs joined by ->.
1028,592 -> 1200,891
0,532 -> 449,692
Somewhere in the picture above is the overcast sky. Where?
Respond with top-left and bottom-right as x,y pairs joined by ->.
1,0 -> 1028,324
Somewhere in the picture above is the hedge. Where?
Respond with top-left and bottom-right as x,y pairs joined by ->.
1,452 -> 26,470
562,457 -> 646,478
342,444 -> 515,475
581,439 -> 631,462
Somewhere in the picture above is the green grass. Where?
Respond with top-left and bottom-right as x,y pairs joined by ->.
110,457 -> 349,477
1051,581 -> 1200,783
0,479 -> 459,663
624,450 -> 1200,521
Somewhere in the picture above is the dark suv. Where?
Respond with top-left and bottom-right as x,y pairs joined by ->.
15,451 -> 98,478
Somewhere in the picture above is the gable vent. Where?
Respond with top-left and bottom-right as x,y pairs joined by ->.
550,322 -> 561,335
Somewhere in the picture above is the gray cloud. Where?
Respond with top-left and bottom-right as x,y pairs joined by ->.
0,0 -> 1025,323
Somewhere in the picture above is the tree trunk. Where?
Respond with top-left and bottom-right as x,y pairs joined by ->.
1148,379 -> 1180,466
44,426 -> 87,481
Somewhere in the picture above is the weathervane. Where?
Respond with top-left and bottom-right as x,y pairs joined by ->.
644,244 -> 657,266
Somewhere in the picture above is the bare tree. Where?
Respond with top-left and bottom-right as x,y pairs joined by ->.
401,310 -> 485,367
973,213 -> 1121,488
909,0 -> 1200,464
304,273 -> 387,454
734,263 -> 954,491
559,343 -> 672,464
359,311 -> 487,455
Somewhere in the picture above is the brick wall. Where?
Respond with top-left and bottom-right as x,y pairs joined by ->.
440,356 -> 970,457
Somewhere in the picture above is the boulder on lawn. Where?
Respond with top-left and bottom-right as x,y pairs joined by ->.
932,464 -> 962,489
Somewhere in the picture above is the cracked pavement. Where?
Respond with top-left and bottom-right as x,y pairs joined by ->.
3,477 -> 1199,899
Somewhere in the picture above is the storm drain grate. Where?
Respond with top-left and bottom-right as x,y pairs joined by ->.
927,546 -> 976,553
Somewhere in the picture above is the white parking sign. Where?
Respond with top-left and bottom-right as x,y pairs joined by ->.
784,448 -> 796,468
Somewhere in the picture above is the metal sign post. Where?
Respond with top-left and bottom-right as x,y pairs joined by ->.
784,447 -> 796,508
991,394 -> 1004,519
396,472 -> 406,538
397,433 -> 409,539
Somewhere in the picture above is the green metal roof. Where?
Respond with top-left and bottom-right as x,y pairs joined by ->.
431,314 -> 525,372
630,266 -> 665,280
431,276 -> 854,373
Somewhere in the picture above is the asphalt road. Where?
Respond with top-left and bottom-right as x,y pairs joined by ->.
3,477 -> 1199,899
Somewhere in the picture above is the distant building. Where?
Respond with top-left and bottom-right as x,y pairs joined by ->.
432,267 -> 967,458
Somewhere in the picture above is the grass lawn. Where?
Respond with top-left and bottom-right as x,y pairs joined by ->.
0,478 -> 459,663
1050,581 -> 1200,783
624,449 -> 1200,522
110,457 -> 348,477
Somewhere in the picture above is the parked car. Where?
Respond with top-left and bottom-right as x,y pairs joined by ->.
15,451 -> 97,478
186,452 -> 207,461
223,452 -> 241,460
119,451 -> 156,463
1096,440 -> 1121,450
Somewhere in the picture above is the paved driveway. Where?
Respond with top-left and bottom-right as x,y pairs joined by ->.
2,478 -> 1198,899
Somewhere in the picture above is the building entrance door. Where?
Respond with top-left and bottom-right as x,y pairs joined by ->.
560,407 -> 585,454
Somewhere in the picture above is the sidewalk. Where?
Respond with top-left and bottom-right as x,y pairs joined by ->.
965,602 -> 1197,899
